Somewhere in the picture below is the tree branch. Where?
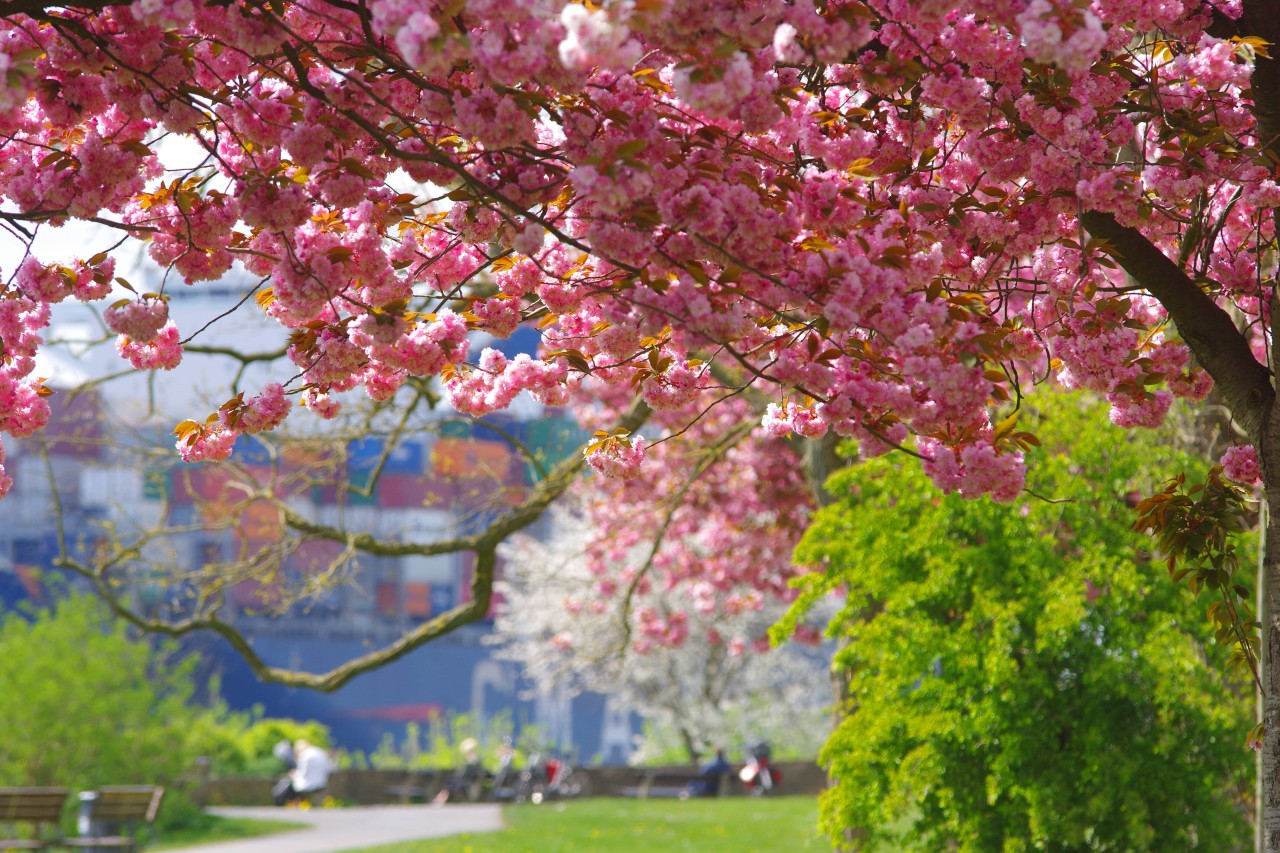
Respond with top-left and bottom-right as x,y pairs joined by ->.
69,562 -> 499,691
1243,0 -> 1280,165
1081,210 -> 1273,439
0,0 -> 121,14
183,344 -> 290,363
82,397 -> 654,691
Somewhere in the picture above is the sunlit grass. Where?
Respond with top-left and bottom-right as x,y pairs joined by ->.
350,797 -> 833,853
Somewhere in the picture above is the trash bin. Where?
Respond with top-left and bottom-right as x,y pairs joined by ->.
76,791 -> 113,853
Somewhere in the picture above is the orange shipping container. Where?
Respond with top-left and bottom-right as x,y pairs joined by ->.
431,438 -> 513,480
238,498 -> 284,546
404,581 -> 431,617
281,444 -> 340,471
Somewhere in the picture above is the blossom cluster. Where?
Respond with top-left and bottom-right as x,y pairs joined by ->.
567,393 -> 817,642
2,252 -> 116,494
173,383 -> 292,461
444,349 -> 570,416
920,438 -> 1026,503
117,323 -> 183,371
176,424 -> 237,463
1221,445 -> 1262,486
0,0 -> 1271,514
104,297 -> 169,343
584,435 -> 646,481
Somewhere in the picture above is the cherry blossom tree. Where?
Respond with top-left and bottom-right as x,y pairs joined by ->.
4,0 -> 1280,841
492,504 -> 831,765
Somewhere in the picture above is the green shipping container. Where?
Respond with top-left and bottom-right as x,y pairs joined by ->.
522,417 -> 589,483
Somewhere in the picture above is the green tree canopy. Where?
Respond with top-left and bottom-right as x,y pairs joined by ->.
784,394 -> 1253,852
0,591 -> 215,807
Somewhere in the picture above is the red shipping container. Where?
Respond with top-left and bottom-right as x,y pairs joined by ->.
223,464 -> 277,493
43,389 -> 105,461
230,463 -> 314,500
346,703 -> 444,723
171,466 -> 227,505
232,579 -> 282,610
379,473 -> 457,508
453,480 -> 527,511
281,444 -> 340,471
290,539 -> 345,576
192,467 -> 274,523
375,581 -> 399,616
313,481 -> 379,506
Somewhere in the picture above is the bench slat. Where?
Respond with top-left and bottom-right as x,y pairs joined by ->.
64,837 -> 144,849
88,787 -> 163,823
0,788 -> 68,824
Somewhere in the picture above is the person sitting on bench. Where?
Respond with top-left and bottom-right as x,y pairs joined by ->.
685,747 -> 731,798
275,739 -> 332,806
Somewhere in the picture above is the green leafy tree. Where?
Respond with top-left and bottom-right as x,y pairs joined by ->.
367,712 -> 519,771
195,713 -> 333,776
0,592 -> 222,823
782,394 -> 1253,852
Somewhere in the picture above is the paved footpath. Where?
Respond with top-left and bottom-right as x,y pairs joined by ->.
161,804 -> 504,853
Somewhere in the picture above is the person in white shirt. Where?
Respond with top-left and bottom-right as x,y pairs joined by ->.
278,739 -> 332,805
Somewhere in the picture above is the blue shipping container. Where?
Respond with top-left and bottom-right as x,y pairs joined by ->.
347,437 -> 424,475
232,434 -> 273,466
487,325 -> 542,359
430,585 -> 456,614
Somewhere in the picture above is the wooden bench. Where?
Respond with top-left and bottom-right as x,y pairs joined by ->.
384,769 -> 441,804
64,786 -> 164,853
0,787 -> 69,851
621,769 -> 730,799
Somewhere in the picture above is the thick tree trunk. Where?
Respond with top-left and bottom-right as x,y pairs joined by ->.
1263,532 -> 1280,851
1247,0 -> 1280,838
1086,203 -> 1277,849
680,727 -> 702,766
799,434 -> 868,850
1260,431 -> 1280,851
1262,486 -> 1280,850
1260,501 -> 1269,853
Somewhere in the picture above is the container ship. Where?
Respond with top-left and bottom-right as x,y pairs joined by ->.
1,320 -> 638,763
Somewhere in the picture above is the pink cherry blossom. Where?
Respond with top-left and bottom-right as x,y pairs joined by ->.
0,439 -> 10,499
1221,445 -> 1262,485
1017,0 -> 1107,73
116,323 -> 183,371
104,298 -> 169,343
558,4 -> 640,72
232,383 -> 292,434
584,435 -> 646,480
302,389 -> 342,419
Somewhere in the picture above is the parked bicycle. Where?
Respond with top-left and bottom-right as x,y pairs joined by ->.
514,752 -> 591,804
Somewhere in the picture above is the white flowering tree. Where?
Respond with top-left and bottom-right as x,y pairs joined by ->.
492,505 -> 831,765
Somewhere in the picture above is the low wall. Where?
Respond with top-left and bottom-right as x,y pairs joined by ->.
205,761 -> 825,806
205,769 -> 449,806
585,761 -> 825,797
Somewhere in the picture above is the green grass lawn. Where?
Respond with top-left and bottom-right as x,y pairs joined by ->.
351,796 -> 834,853
151,813 -> 309,850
